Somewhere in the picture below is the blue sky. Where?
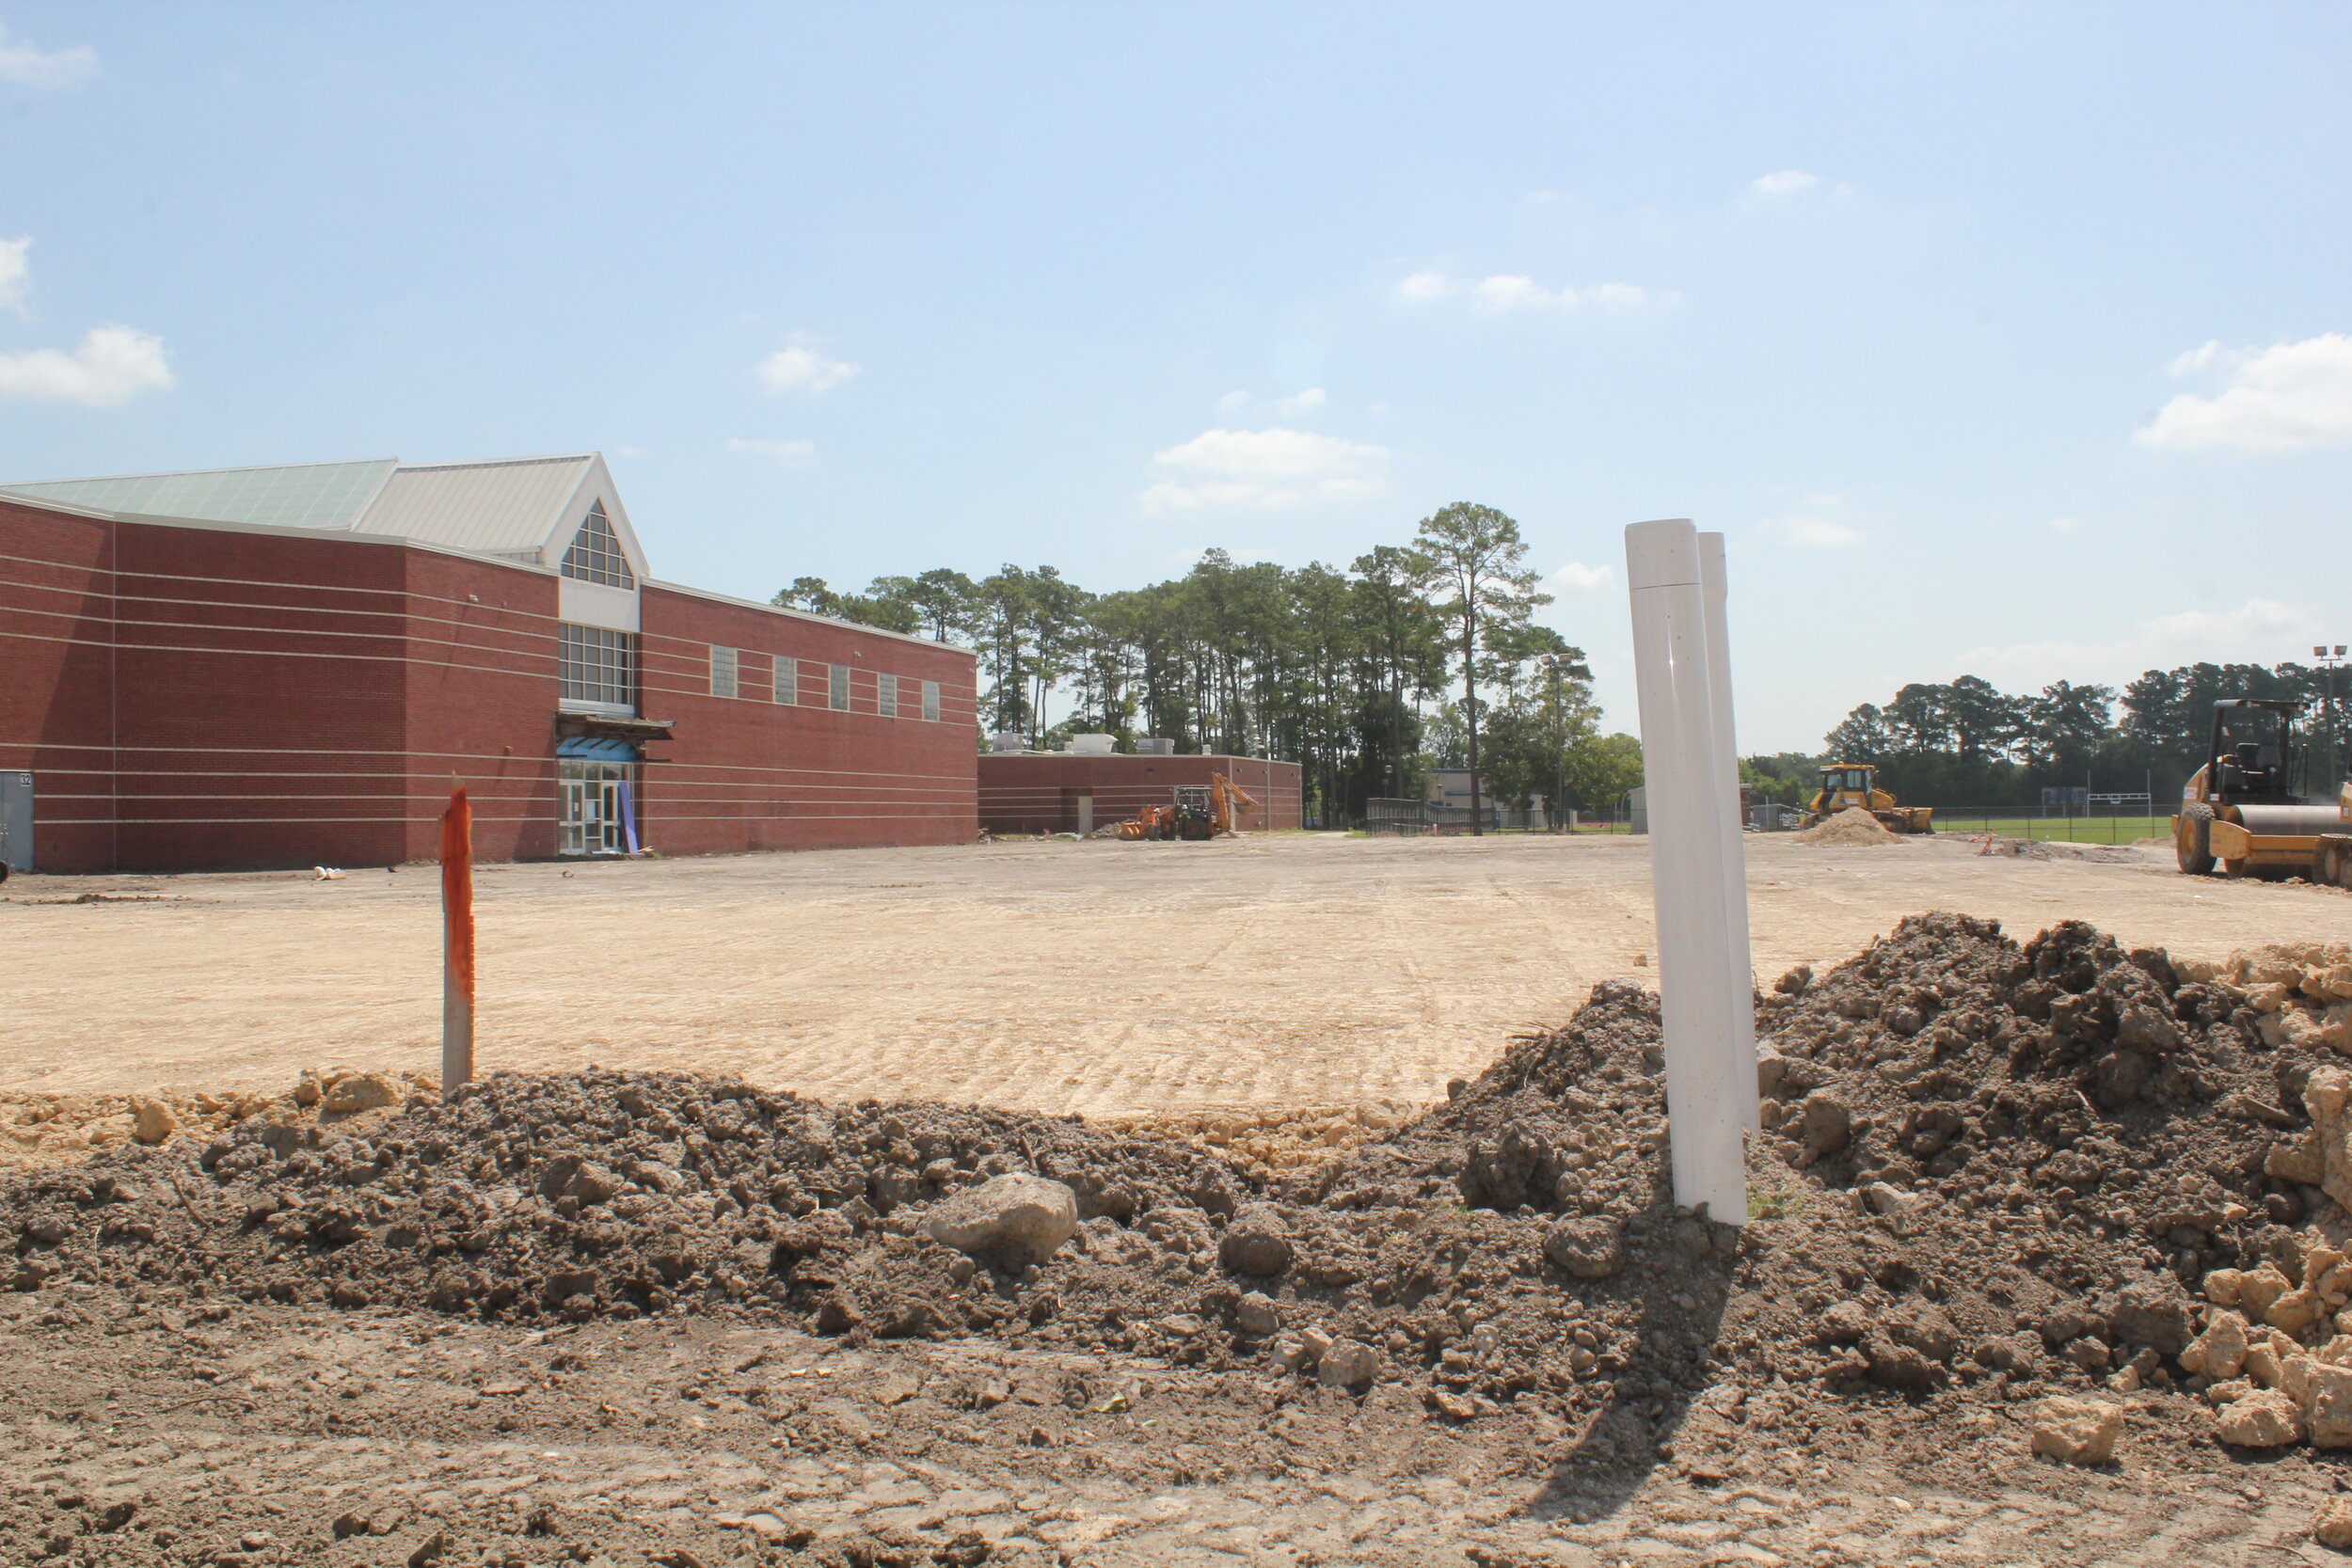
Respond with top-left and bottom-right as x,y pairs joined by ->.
2,2 -> 2347,753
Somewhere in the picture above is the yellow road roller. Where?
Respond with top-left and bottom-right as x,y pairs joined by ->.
2175,697 -> 2351,881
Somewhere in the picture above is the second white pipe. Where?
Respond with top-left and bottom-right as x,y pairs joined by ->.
1625,518 -> 1747,1225
1699,533 -> 1759,1133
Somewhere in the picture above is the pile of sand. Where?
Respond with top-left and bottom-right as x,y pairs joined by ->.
1790,806 -> 1904,847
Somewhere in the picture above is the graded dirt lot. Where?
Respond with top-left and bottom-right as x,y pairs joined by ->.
11,837 -> 2352,1566
5,831 -> 2349,1111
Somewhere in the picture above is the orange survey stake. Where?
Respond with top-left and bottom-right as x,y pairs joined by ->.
440,784 -> 474,1087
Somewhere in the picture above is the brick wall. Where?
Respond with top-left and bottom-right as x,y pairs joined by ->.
640,586 -> 979,853
0,496 -> 981,872
0,497 -> 117,872
977,752 -> 1302,835
400,549 -> 564,863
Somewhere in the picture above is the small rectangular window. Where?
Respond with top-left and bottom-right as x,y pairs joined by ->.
830,663 -> 850,711
772,656 -> 795,704
922,680 -> 940,722
878,673 -> 898,718
709,644 -> 739,699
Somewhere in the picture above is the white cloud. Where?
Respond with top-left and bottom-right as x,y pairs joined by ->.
1751,169 -> 1821,198
727,436 -> 817,466
1139,426 -> 1390,514
0,236 -> 27,315
1470,276 -> 1657,313
2167,340 -> 2226,376
1961,597 -> 2324,689
2047,515 -> 2085,532
754,339 -> 860,395
1549,562 -> 1616,594
0,24 -> 96,88
2136,333 -> 2352,451
1392,271 -> 1454,304
0,325 -> 173,405
1776,515 -> 1862,547
1213,388 -> 1251,413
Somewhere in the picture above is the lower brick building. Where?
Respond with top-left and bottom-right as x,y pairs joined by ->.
0,453 -> 978,873
977,748 -> 1301,835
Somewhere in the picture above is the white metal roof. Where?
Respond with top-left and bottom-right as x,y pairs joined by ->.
0,451 -> 649,578
0,458 -> 398,531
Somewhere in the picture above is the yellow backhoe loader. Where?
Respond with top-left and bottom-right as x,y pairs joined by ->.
2176,698 -> 2352,883
1115,771 -> 1262,842
1802,763 -> 1933,834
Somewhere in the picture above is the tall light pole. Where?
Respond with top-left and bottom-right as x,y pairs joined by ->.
2319,644 -> 2348,792
1539,652 -> 1592,832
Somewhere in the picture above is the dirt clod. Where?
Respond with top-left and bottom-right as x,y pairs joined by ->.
2031,1397 -> 2123,1465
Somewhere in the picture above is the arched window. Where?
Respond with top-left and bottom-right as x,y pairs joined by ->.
561,501 -> 636,588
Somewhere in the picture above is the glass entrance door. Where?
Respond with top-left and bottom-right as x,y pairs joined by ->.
559,761 -> 632,855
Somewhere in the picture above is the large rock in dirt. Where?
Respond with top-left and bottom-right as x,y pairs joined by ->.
1217,1204 -> 1294,1278
1316,1338 -> 1380,1391
1542,1216 -> 1625,1279
2216,1389 -> 2303,1448
2104,1274 -> 2196,1356
2238,1264 -> 2295,1321
2030,1398 -> 2122,1465
129,1099 -> 177,1146
322,1073 -> 401,1115
2306,1362 -> 2352,1449
2181,1310 -> 2250,1380
1790,1091 -> 1851,1167
2318,1498 -> 2352,1552
1234,1291 -> 1279,1336
1863,1334 -> 1938,1394
922,1174 -> 1080,1266
2304,1068 -> 2352,1214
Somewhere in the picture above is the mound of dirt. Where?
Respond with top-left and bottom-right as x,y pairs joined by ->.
0,1067 -> 437,1172
1792,807 -> 1904,847
1972,836 -> 2144,863
9,911 -> 2351,1477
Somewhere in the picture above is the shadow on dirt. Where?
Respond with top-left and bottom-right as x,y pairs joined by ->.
1525,1218 -> 1737,1522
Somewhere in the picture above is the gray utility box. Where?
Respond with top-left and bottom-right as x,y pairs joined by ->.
0,771 -> 31,873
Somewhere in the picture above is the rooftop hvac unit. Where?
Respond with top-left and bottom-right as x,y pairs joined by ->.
1136,737 -> 1176,755
990,732 -> 1029,752
1064,734 -> 1115,755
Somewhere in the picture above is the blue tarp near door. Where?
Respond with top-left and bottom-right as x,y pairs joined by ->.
557,735 -> 641,761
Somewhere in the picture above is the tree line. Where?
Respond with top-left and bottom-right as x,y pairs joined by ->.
1795,662 -> 2351,812
774,504 -> 1648,826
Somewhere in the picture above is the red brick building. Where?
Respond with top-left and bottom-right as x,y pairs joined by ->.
0,454 -> 978,874
977,750 -> 1301,835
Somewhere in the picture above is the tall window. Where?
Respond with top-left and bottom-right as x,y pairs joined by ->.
560,624 -> 636,706
709,644 -> 739,699
560,501 -> 636,589
877,672 -> 898,718
774,656 -> 796,705
829,663 -> 850,711
922,680 -> 940,722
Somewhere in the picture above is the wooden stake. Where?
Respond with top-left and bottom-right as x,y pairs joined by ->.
440,784 -> 474,1090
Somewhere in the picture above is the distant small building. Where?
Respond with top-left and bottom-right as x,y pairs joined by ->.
977,748 -> 1300,835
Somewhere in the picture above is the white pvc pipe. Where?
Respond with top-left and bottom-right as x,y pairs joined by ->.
1625,519 -> 1747,1225
1699,533 -> 1760,1134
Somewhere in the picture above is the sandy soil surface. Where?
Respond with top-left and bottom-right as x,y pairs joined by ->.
3,1292 -> 2326,1567
4,831 -> 2347,1112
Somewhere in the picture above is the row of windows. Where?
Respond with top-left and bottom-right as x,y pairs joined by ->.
709,644 -> 941,721
560,624 -> 636,706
